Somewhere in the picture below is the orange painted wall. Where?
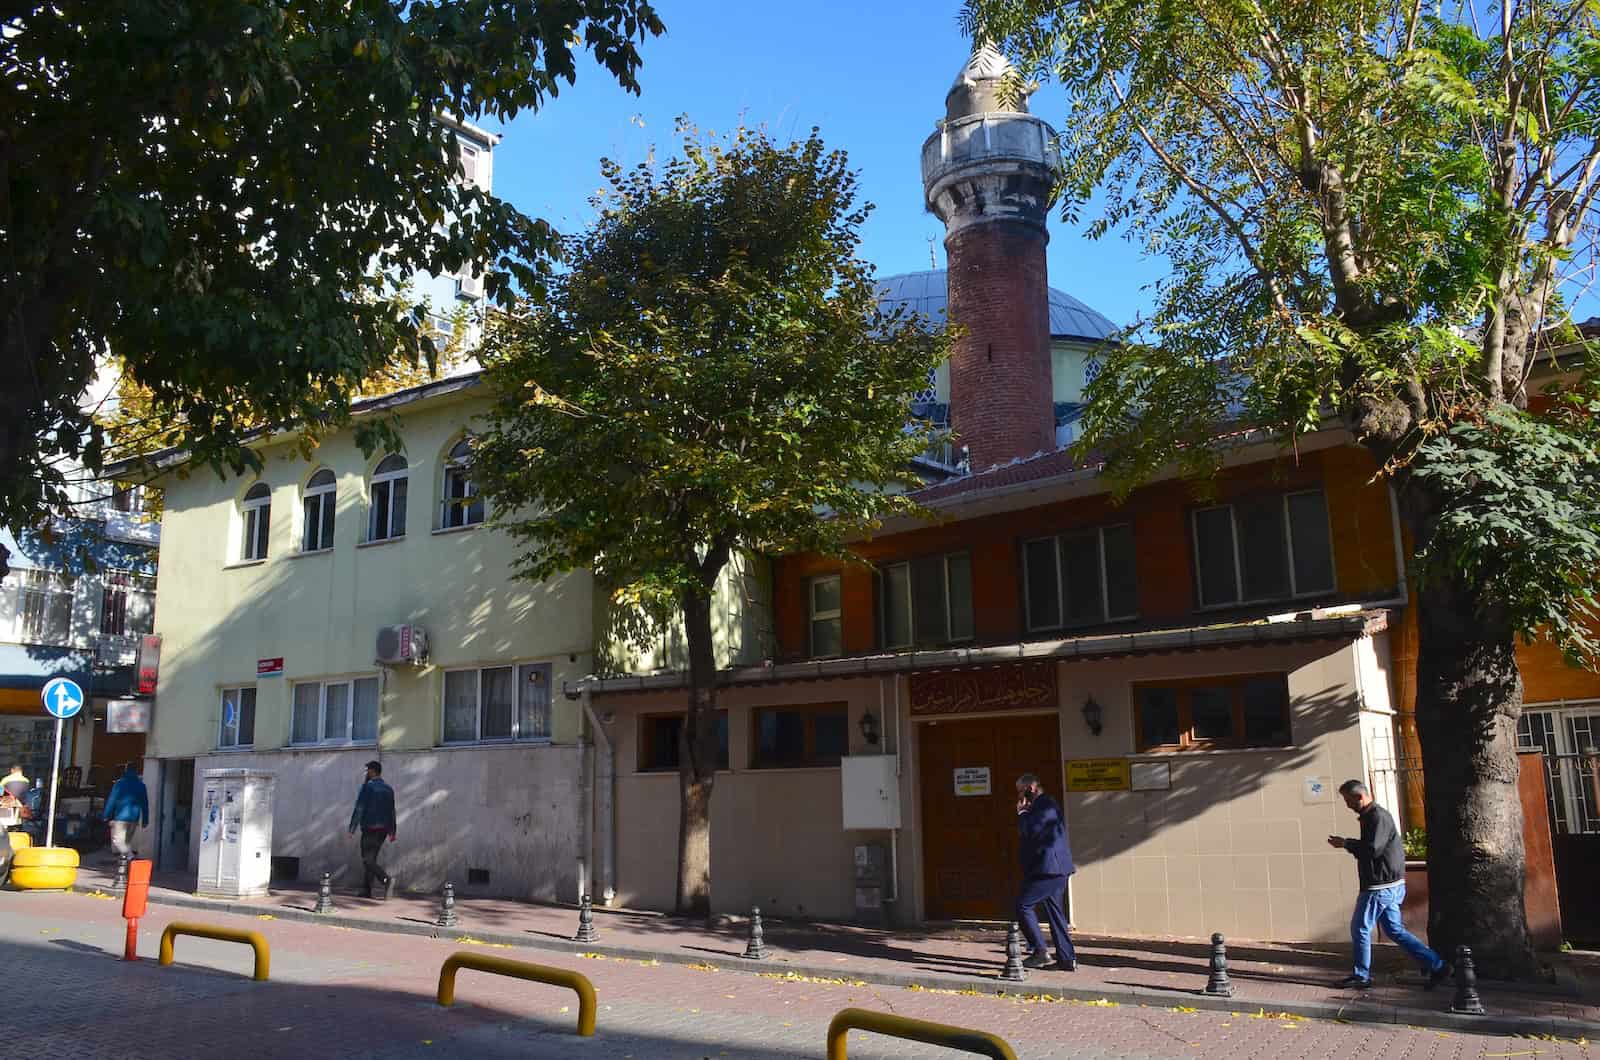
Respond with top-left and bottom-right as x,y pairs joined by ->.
771,444 -> 1403,660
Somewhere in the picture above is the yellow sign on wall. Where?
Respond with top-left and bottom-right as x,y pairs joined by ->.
1064,758 -> 1131,792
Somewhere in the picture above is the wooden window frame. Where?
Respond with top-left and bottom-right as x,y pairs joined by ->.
879,551 -> 973,650
808,573 -> 842,659
1132,672 -> 1292,752
1022,522 -> 1138,633
750,702 -> 849,770
1191,489 -> 1336,609
636,710 -> 730,773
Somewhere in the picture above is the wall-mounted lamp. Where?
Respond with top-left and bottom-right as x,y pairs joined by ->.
1081,696 -> 1103,737
859,710 -> 881,746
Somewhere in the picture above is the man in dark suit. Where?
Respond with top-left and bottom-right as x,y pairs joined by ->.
1015,772 -> 1077,971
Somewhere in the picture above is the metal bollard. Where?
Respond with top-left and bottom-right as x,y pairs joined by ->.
1450,945 -> 1486,1015
999,922 -> 1027,982
436,882 -> 459,929
113,852 -> 130,892
314,872 -> 334,914
742,905 -> 768,960
1204,932 -> 1234,997
573,893 -> 598,944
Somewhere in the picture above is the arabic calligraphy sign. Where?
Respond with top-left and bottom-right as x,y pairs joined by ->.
908,660 -> 1057,717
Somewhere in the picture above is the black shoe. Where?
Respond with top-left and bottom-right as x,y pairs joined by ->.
1425,962 -> 1453,990
1335,975 -> 1373,990
1057,958 -> 1077,972
1023,951 -> 1052,970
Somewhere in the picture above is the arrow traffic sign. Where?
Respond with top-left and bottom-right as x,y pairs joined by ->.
41,676 -> 85,720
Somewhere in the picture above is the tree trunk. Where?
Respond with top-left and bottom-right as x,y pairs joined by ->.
1409,551 -> 1539,978
675,582 -> 720,919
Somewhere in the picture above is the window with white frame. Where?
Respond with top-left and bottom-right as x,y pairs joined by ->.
441,438 -> 484,529
110,482 -> 147,514
457,140 -> 481,185
441,662 -> 552,743
1191,489 -> 1335,608
1024,523 -> 1138,631
881,552 -> 973,649
18,569 -> 75,645
219,686 -> 257,748
368,454 -> 408,542
240,482 -> 271,561
99,570 -> 155,637
302,469 -> 337,552
809,574 -> 842,658
291,676 -> 379,745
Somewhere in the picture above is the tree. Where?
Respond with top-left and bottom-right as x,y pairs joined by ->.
964,0 -> 1600,974
474,124 -> 951,916
1,0 -> 664,578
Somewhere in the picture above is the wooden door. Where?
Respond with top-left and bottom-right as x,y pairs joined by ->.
919,713 -> 1062,920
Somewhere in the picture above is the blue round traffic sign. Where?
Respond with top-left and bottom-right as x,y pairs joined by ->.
41,677 -> 85,720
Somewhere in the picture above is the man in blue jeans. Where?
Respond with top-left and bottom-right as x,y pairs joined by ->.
1329,779 -> 1451,990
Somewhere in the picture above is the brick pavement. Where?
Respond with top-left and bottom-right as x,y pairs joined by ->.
2,889 -> 1593,1059
70,860 -> 1600,1040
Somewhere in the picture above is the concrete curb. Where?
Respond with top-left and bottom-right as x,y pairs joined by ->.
93,886 -> 1600,1041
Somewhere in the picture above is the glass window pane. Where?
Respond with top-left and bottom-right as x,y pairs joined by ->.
1024,538 -> 1061,630
308,469 -> 335,488
1237,497 -> 1290,600
291,684 -> 320,744
811,576 -> 840,616
391,476 -> 408,537
813,709 -> 848,764
1241,677 -> 1291,746
481,666 -> 513,740
320,490 -> 336,547
757,711 -> 806,768
221,689 -> 239,746
1287,491 -> 1335,594
518,664 -> 551,739
714,711 -> 730,769
303,495 -> 322,551
376,454 -> 407,475
1061,530 -> 1104,624
643,716 -> 681,770
126,583 -> 155,636
810,617 -> 841,658
1191,686 -> 1234,741
238,688 -> 256,745
910,556 -> 947,646
371,481 -> 391,541
1193,507 -> 1238,606
1102,524 -> 1139,618
443,670 -> 478,742
323,682 -> 350,742
1138,687 -> 1181,748
352,678 -> 379,742
254,503 -> 270,559
882,565 -> 911,648
946,553 -> 973,640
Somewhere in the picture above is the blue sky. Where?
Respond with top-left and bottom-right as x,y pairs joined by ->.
482,3 -> 1168,331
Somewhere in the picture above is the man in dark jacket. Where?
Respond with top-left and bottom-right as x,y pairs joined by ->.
1014,772 -> 1076,971
349,760 -> 397,899
1329,779 -> 1450,989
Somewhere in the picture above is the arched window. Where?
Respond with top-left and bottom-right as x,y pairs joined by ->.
302,469 -> 336,552
369,455 -> 408,542
441,438 -> 484,529
241,482 -> 271,561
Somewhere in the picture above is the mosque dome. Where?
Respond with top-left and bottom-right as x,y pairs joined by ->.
876,268 -> 1118,343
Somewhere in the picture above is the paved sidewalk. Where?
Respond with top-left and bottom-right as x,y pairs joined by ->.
72,860 -> 1599,1040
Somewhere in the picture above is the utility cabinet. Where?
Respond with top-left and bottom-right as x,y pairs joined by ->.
196,769 -> 275,898
840,754 -> 901,830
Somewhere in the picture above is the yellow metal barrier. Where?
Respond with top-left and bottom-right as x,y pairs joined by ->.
826,1007 -> 1016,1060
157,921 -> 271,981
436,951 -> 598,1037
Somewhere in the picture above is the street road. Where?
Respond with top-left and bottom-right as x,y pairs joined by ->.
0,890 -> 1588,1059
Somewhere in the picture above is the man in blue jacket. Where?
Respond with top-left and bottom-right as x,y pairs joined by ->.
102,761 -> 149,859
1015,772 -> 1077,971
349,760 -> 397,899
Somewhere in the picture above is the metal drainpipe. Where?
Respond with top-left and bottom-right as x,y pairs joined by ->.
580,689 -> 616,905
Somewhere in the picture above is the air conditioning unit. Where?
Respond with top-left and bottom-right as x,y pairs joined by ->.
375,624 -> 429,666
454,272 -> 485,300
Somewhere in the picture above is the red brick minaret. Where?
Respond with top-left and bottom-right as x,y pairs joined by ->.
922,45 -> 1058,472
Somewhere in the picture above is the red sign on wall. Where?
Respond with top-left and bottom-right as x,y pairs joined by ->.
135,634 -> 162,695
257,657 -> 284,677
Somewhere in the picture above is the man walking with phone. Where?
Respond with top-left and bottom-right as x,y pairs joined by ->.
1328,779 -> 1450,990
1015,772 -> 1077,971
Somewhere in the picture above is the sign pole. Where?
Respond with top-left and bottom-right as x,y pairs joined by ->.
45,715 -> 64,849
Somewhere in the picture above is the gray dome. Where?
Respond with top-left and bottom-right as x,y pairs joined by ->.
876,269 -> 1118,343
